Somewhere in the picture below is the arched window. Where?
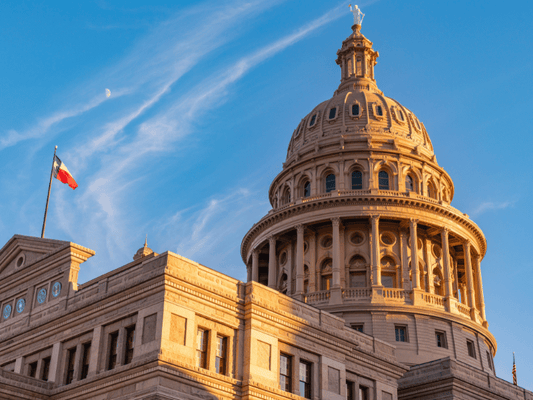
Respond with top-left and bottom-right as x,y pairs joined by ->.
405,175 -> 414,192
321,259 -> 332,291
376,105 -> 383,116
304,266 -> 310,294
309,114 -> 317,127
398,109 -> 404,121
303,181 -> 311,198
378,171 -> 389,190
352,171 -> 363,190
280,273 -> 288,295
381,256 -> 396,288
352,103 -> 360,116
282,187 -> 291,205
329,107 -> 337,119
427,182 -> 437,199
325,174 -> 336,193
433,268 -> 444,296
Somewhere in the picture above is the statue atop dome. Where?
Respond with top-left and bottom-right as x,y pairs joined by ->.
349,4 -> 364,25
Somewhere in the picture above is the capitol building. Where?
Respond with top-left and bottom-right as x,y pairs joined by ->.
0,11 -> 530,400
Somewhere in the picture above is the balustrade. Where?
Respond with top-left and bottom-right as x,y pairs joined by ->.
455,302 -> 471,317
382,288 -> 411,301
304,290 -> 331,304
422,293 -> 446,308
342,288 -> 371,300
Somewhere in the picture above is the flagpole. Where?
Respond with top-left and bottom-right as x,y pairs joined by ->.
41,145 -> 58,238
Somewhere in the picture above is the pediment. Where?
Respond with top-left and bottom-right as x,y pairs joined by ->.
0,235 -> 71,279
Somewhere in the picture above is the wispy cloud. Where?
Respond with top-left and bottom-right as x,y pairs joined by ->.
470,200 -> 516,217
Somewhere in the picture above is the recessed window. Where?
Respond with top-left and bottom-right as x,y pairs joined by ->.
124,326 -> 135,365
283,187 -> 291,205
321,235 -> 333,248
351,324 -> 364,333
350,232 -> 365,245
303,181 -> 311,198
280,251 -> 287,265
196,328 -> 209,369
352,170 -> 363,189
395,325 -> 408,342
347,381 -> 355,400
487,351 -> 494,370
381,232 -> 395,246
216,335 -> 227,375
352,103 -> 360,116
108,331 -> 119,370
325,174 -> 336,193
382,275 -> 395,288
28,361 -> 37,378
309,114 -> 317,127
350,272 -> 366,288
435,331 -> 447,348
41,357 -> 51,381
66,347 -> 76,384
359,386 -> 369,400
16,256 -> 24,267
299,360 -> 312,399
329,107 -> 337,119
280,353 -> 292,392
398,109 -> 404,121
376,105 -> 383,116
378,171 -> 389,190
467,340 -> 476,358
81,342 -> 91,380
321,259 -> 332,291
406,175 -> 414,192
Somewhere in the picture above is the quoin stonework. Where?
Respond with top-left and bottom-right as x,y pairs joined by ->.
1,13 -> 531,400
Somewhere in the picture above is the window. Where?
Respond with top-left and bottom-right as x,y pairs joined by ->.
108,331 -> 119,370
395,325 -> 408,342
329,107 -> 337,119
376,105 -> 383,116
28,361 -> 37,378
351,324 -> 364,333
435,331 -> 447,348
352,171 -> 363,189
347,381 -> 355,400
467,340 -> 476,358
352,103 -> 360,116
81,342 -> 91,380
378,171 -> 389,190
309,114 -> 317,127
325,174 -> 336,193
382,275 -> 395,288
299,360 -> 311,399
303,181 -> 311,198
215,336 -> 227,375
350,272 -> 366,288
41,357 -> 50,381
283,188 -> 291,205
321,259 -> 332,291
66,347 -> 76,384
124,326 -> 135,365
487,351 -> 494,370
197,328 -> 209,369
359,386 -> 369,400
406,175 -> 414,192
398,109 -> 404,121
280,354 -> 292,392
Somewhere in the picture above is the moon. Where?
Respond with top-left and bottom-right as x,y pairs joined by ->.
105,88 -> 111,98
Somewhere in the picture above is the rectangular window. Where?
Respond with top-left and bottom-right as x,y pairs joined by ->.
359,386 -> 369,400
215,335 -> 227,375
486,351 -> 493,370
299,360 -> 311,399
346,381 -> 355,400
124,326 -> 135,365
65,347 -> 76,384
435,331 -> 447,348
395,325 -> 408,342
28,361 -> 38,378
467,340 -> 476,358
351,324 -> 364,333
41,357 -> 51,381
196,328 -> 209,369
108,331 -> 119,370
279,354 -> 292,392
80,342 -> 91,380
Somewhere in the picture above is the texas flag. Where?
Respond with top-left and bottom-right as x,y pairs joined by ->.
53,155 -> 78,190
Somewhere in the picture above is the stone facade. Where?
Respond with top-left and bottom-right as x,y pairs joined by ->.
1,16 -> 531,400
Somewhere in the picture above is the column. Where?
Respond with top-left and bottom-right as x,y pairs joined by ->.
268,236 -> 277,288
252,249 -> 259,282
400,230 -> 410,289
441,228 -> 453,298
88,326 -> 102,376
309,231 -> 317,292
424,238 -> 433,293
295,225 -> 305,296
340,223 -> 346,288
464,241 -> 475,309
410,219 -> 420,289
474,255 -> 487,322
371,215 -> 381,286
453,259 -> 460,299
331,218 -> 342,289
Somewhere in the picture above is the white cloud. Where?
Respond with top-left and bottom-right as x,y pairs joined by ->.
470,200 -> 515,217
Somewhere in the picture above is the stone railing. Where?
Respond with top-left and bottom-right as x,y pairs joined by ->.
382,288 -> 411,301
342,288 -> 372,300
301,193 -> 332,203
422,292 -> 446,308
304,290 -> 330,304
456,302 -> 471,317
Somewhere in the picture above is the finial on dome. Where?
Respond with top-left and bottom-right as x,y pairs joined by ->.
144,234 -> 148,248
133,234 -> 154,261
349,4 -> 364,26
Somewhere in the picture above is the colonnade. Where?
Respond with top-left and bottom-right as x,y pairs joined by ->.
249,216 -> 486,322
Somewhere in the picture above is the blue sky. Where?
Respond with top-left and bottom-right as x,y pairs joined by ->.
1,0 -> 532,389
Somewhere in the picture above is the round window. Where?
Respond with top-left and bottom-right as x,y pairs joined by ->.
279,252 -> 287,265
432,244 -> 442,259
16,256 -> 24,268
3,304 -> 12,320
380,232 -> 396,246
37,288 -> 47,304
350,231 -> 365,245
52,282 -> 62,297
304,241 -> 309,254
16,299 -> 25,313
407,237 -> 423,250
321,235 -> 333,249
